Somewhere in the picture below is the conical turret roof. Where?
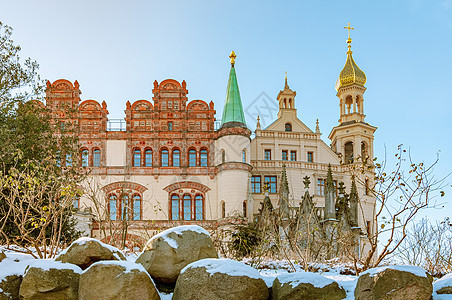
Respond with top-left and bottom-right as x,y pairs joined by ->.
221,51 -> 247,128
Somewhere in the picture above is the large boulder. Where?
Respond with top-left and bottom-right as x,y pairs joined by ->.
19,260 -> 82,300
355,265 -> 433,300
272,271 -> 346,300
434,272 -> 452,294
0,258 -> 29,300
78,261 -> 160,300
173,258 -> 269,300
136,225 -> 218,283
55,237 -> 126,269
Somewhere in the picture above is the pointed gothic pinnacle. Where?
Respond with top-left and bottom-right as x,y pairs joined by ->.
284,71 -> 289,89
281,163 -> 289,191
326,164 -> 334,190
256,115 -> 261,130
315,118 -> 320,133
350,177 -> 358,202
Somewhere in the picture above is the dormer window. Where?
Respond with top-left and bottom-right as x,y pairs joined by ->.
285,123 -> 292,132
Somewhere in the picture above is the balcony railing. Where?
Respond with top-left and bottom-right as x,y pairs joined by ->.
107,119 -> 126,131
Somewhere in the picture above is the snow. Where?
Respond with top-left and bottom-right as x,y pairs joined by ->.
324,274 -> 357,300
181,258 -> 262,279
276,271 -> 335,288
147,225 -> 210,250
87,260 -> 147,274
434,273 -> 452,293
27,260 -> 82,274
361,265 -> 429,278
0,258 -> 30,280
56,237 -> 123,260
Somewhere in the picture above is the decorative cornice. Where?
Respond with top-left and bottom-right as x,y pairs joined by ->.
163,181 -> 211,193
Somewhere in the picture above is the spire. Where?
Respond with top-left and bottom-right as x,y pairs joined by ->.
324,164 -> 336,220
284,71 -> 289,89
349,177 -> 359,227
279,163 -> 290,220
221,51 -> 247,129
256,115 -> 261,130
335,23 -> 366,91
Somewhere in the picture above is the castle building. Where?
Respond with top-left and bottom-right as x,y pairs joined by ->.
43,33 -> 376,253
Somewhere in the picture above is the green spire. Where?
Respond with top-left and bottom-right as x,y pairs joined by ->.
221,51 -> 247,128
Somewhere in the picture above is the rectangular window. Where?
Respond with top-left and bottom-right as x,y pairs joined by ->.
168,121 -> 173,131
251,176 -> 261,193
290,151 -> 296,161
264,176 -> 277,193
317,179 -> 325,196
317,179 -> 338,196
133,195 -> 141,220
264,149 -> 271,160
282,150 -> 288,161
307,151 -> 314,163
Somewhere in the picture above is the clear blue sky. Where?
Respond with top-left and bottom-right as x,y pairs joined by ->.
2,0 -> 451,219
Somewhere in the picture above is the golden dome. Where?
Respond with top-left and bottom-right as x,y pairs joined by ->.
336,47 -> 366,91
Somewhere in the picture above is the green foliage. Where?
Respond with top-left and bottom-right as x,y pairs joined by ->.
0,20 -> 83,252
230,223 -> 261,259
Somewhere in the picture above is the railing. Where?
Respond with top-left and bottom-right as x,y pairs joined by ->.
107,119 -> 126,131
251,160 -> 343,172
257,131 -> 319,140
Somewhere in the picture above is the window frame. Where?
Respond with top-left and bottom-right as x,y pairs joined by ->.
264,149 -> 271,161
145,149 -> 153,167
307,151 -> 314,163
172,149 -> 180,167
290,150 -> 297,161
161,149 -> 169,167
264,175 -> 277,193
251,175 -> 261,193
188,149 -> 197,167
200,149 -> 208,167
133,148 -> 141,167
282,150 -> 288,161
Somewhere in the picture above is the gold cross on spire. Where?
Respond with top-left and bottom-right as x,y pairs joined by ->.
344,22 -> 354,39
229,51 -> 236,66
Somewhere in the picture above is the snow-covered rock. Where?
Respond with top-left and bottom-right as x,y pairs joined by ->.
55,237 -> 126,269
272,271 -> 346,300
355,265 -> 433,300
0,258 -> 30,300
173,258 -> 269,300
79,260 -> 160,300
136,225 -> 218,283
19,260 -> 82,300
434,273 -> 452,295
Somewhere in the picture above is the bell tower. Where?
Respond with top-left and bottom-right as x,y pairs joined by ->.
329,23 -> 377,164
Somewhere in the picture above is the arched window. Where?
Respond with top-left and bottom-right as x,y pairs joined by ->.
221,201 -> 225,218
171,195 -> 180,220
285,123 -> 292,132
183,195 -> 192,220
121,194 -> 129,220
172,149 -> 180,167
109,194 -> 117,221
133,149 -> 141,167
243,200 -> 247,217
93,149 -> 101,167
200,149 -> 208,167
161,149 -> 169,167
361,141 -> 368,161
195,195 -> 203,220
56,151 -> 61,167
81,149 -> 89,167
242,150 -> 246,163
188,149 -> 196,167
133,194 -> 141,220
344,142 -> 354,164
145,149 -> 153,167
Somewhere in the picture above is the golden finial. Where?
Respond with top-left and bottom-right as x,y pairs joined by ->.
229,51 -> 236,66
284,71 -> 289,89
344,22 -> 354,53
